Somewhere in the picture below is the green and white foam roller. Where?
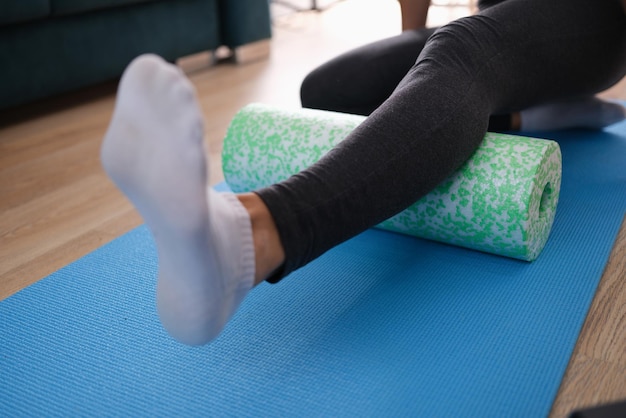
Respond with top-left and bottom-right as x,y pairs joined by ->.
222,103 -> 562,261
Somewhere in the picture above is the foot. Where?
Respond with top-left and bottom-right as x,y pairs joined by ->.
101,54 -> 255,345
520,97 -> 626,132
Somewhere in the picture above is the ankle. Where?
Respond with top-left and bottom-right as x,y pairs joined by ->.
237,193 -> 285,285
510,112 -> 521,130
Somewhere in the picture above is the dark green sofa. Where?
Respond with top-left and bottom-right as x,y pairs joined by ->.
0,0 -> 272,110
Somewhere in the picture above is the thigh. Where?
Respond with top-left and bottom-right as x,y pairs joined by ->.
487,0 -> 626,111
398,0 -> 626,114
489,0 -> 626,112
300,27 -> 437,115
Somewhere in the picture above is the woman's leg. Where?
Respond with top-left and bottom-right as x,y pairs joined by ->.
300,26 -> 518,131
101,56 -> 283,345
259,0 -> 626,281
301,2 -> 626,131
300,28 -> 437,116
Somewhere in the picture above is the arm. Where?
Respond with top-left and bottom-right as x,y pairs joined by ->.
398,0 -> 431,31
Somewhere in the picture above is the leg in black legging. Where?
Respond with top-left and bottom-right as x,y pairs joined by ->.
300,27 -> 437,116
300,25 -> 517,129
258,0 -> 626,281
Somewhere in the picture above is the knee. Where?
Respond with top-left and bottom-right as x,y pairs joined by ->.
396,15 -> 507,101
417,16 -> 502,72
300,63 -> 381,116
300,67 -> 329,110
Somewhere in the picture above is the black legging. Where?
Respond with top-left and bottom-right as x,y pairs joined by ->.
257,0 -> 626,282
299,25 -> 512,130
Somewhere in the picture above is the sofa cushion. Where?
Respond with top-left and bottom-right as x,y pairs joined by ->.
51,0 -> 161,17
0,0 -> 51,26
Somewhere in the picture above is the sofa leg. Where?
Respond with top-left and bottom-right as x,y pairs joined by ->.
232,39 -> 271,65
176,51 -> 217,74
176,39 -> 271,73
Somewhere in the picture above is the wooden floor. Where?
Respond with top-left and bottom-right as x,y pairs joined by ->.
0,1 -> 624,416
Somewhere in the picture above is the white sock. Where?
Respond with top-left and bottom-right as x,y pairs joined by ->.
520,97 -> 626,132
101,54 -> 255,346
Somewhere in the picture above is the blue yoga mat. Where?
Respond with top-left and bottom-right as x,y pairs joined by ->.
1,121 -> 625,417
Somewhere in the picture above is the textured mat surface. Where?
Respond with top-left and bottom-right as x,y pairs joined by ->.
1,122 -> 625,417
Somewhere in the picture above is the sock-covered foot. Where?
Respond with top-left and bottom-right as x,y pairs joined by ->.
101,54 -> 255,346
520,97 -> 626,132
